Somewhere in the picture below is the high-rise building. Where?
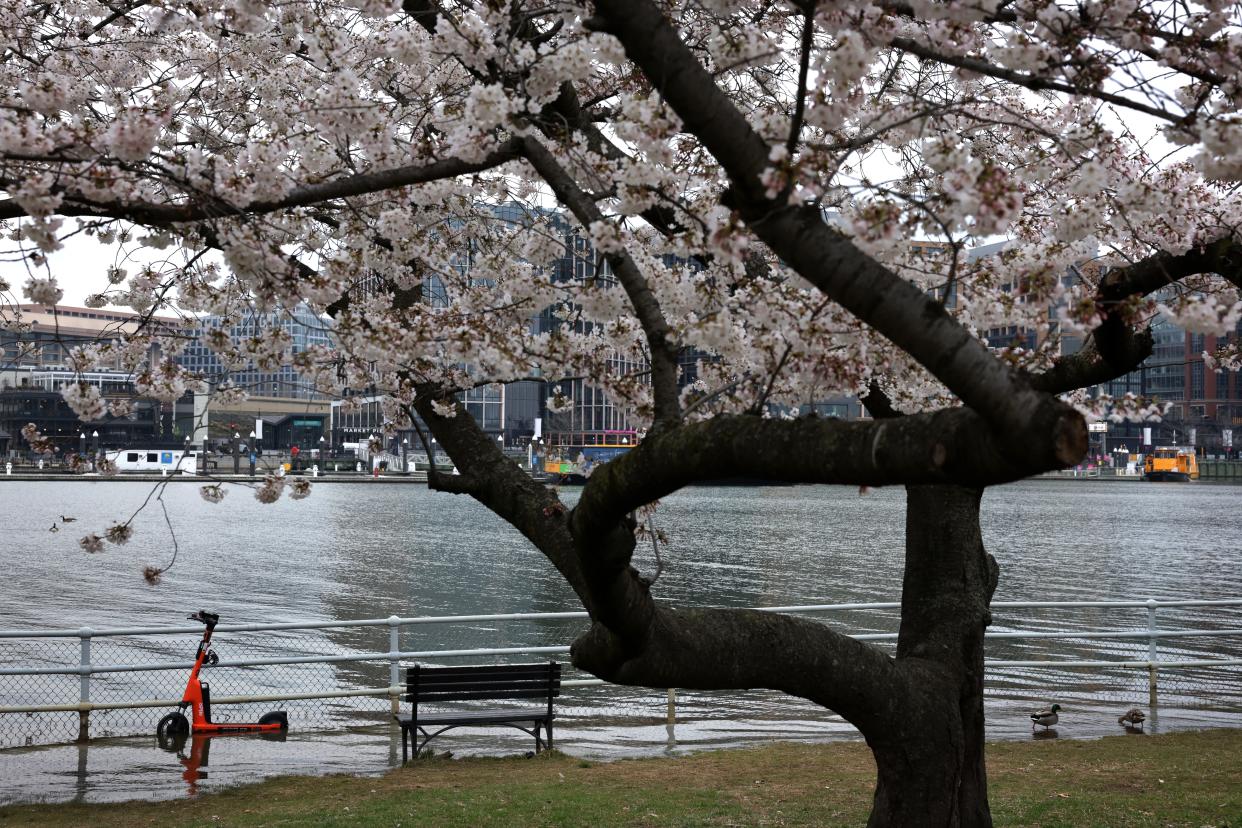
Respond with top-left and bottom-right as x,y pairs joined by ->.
176,303 -> 333,400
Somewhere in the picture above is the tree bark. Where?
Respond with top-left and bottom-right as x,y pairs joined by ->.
868,485 -> 996,827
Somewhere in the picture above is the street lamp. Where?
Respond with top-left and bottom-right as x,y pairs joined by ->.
232,431 -> 241,475
249,431 -> 257,476
401,437 -> 409,474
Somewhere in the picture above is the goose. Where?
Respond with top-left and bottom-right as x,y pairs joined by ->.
60,515 -> 77,523
1030,703 -> 1060,730
1118,708 -> 1146,729
48,523 -> 59,533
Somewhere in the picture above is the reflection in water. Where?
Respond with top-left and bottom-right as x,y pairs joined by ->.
157,733 -> 210,796
154,731 -> 291,797
1031,727 -> 1059,740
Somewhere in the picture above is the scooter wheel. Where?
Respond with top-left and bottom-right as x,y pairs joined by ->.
156,711 -> 190,739
258,711 -> 289,730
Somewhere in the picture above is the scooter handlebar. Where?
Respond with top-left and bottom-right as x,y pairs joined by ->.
188,610 -> 220,627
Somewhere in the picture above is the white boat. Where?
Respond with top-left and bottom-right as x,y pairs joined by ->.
104,448 -> 200,474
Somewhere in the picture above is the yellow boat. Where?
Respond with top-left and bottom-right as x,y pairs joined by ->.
1143,447 -> 1199,482
538,432 -> 636,484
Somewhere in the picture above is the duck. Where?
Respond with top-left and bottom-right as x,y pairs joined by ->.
1118,708 -> 1146,729
1030,703 -> 1060,730
60,515 -> 77,523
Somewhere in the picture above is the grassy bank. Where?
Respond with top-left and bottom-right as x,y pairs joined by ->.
3,729 -> 1241,827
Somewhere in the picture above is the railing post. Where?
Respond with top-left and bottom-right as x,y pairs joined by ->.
1146,599 -> 1159,710
388,616 -> 401,718
665,688 -> 677,745
77,627 -> 92,742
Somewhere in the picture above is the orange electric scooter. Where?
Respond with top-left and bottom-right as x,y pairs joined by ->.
156,610 -> 289,739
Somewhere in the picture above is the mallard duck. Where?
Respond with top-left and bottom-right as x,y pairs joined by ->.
1118,708 -> 1146,729
1030,703 -> 1060,730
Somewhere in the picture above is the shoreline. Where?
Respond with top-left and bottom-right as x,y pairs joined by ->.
1,729 -> 1239,826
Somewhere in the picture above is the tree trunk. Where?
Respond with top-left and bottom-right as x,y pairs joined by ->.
867,484 -> 996,827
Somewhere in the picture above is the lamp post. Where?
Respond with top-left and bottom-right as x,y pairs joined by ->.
91,430 -> 99,471
78,432 -> 86,463
249,431 -> 257,476
184,434 -> 190,474
232,431 -> 241,475
401,437 -> 409,474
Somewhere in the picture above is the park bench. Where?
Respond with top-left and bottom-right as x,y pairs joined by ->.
394,662 -> 561,762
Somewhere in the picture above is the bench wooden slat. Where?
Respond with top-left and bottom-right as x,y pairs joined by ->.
414,665 -> 556,677
404,688 -> 558,703
408,678 -> 561,692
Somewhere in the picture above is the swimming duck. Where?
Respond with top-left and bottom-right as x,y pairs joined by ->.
1118,708 -> 1146,729
1030,703 -> 1060,730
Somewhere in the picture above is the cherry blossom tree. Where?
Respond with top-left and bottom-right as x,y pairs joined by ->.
3,0 -> 1242,824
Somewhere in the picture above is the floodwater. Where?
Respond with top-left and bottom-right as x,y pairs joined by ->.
1,477 -> 1241,804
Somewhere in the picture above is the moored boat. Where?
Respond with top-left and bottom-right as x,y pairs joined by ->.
1143,446 -> 1199,482
538,431 -> 635,485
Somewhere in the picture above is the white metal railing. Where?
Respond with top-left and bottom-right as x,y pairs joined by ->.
2,598 -> 1241,741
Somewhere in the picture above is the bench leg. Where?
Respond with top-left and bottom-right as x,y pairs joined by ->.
400,724 -> 408,764
547,719 -> 554,751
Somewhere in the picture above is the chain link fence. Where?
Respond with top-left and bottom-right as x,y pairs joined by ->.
3,600 -> 1241,750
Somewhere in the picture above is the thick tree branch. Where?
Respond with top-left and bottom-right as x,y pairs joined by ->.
571,604 -> 909,736
520,135 -> 683,424
408,392 -> 592,604
571,408 -> 1079,543
1028,327 -> 1154,394
1097,237 -> 1242,303
585,0 -> 1085,469
1031,237 -> 1242,393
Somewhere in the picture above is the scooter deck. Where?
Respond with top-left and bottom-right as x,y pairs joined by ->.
193,722 -> 287,734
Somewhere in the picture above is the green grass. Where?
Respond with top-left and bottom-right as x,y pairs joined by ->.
3,729 -> 1241,827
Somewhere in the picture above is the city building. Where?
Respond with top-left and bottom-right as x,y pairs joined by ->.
1099,310 -> 1241,455
175,304 -> 333,400
1,303 -> 334,455
1,304 -> 179,454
